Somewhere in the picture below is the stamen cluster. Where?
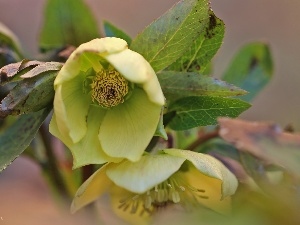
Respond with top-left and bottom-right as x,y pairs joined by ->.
91,70 -> 129,108
118,175 -> 208,216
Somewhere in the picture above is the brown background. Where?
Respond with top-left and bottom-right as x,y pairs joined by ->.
0,0 -> 299,224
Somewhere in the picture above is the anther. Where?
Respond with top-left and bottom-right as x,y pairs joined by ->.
91,70 -> 128,108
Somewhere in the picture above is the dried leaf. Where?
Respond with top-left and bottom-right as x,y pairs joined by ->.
20,62 -> 63,78
218,118 -> 300,177
0,60 -> 43,84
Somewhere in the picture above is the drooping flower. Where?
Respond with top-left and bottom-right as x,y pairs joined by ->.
71,149 -> 238,224
49,38 -> 165,168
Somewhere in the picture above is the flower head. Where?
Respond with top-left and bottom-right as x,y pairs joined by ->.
49,38 -> 165,168
71,149 -> 238,224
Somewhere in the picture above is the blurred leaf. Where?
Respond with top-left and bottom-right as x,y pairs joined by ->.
167,96 -> 250,130
222,42 -> 273,102
103,20 -> 132,44
198,138 -> 239,160
158,71 -> 247,103
0,22 -> 23,61
167,10 -> 224,73
1,70 -> 58,117
130,0 -> 210,72
39,0 -> 100,51
218,118 -> 300,178
0,107 -> 51,172
239,152 -> 269,186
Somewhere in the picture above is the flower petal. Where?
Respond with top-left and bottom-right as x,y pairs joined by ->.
163,149 -> 238,198
183,165 -> 232,214
71,106 -> 123,168
54,74 -> 91,143
141,73 -> 165,106
50,107 -> 121,168
105,49 -> 150,83
99,88 -> 161,162
105,49 -> 165,106
71,164 -> 112,213
49,112 -> 73,147
106,153 -> 185,193
55,38 -> 128,85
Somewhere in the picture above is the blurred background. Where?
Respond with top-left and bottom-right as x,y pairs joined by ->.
0,0 -> 299,224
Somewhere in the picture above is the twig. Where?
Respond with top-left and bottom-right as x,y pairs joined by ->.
82,164 -> 94,182
39,123 -> 70,200
186,129 -> 219,151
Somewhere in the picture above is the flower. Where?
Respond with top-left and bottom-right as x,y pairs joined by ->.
71,149 -> 238,224
49,37 -> 165,168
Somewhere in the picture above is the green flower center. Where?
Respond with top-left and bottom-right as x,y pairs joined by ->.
90,70 -> 129,108
118,174 -> 208,216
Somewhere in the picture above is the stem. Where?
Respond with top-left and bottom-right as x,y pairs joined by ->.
39,123 -> 70,200
186,130 -> 219,151
145,136 -> 160,152
82,164 -> 94,182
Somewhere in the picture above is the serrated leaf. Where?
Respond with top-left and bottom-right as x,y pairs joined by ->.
168,96 -> 251,130
222,42 -> 273,102
1,71 -> 57,117
158,71 -> 247,102
130,0 -> 210,72
167,10 -> 224,73
39,0 -> 100,51
103,20 -> 132,45
0,107 -> 51,172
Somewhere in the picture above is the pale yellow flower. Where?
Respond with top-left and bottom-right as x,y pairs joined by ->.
71,149 -> 238,224
49,38 -> 165,168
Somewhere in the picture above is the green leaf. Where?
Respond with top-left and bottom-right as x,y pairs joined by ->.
168,96 -> 251,130
0,107 -> 51,172
167,10 -> 225,73
222,42 -> 273,102
1,71 -> 57,117
130,0 -> 210,72
39,0 -> 100,51
103,20 -> 132,45
158,71 -> 247,103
